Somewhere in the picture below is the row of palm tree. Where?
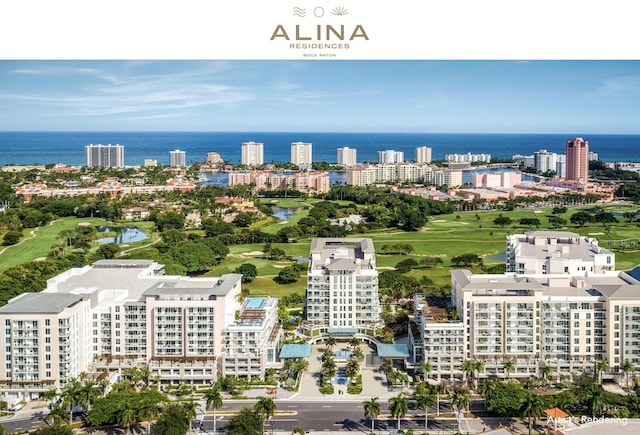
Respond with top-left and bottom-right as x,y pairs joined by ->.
362,387 -> 471,433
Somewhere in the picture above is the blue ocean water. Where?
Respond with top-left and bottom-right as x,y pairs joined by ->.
0,132 -> 639,167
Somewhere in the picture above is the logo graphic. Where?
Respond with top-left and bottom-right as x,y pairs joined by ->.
331,6 -> 348,16
273,5 -> 369,56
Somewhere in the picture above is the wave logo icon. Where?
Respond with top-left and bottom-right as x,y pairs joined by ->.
292,7 -> 306,17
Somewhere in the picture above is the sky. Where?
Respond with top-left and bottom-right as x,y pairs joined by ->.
0,60 -> 639,133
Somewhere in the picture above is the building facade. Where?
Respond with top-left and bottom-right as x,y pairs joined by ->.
506,231 -> 615,275
291,142 -> 312,169
223,297 -> 283,380
228,170 -> 330,194
85,144 -> 125,168
206,152 -> 223,164
337,147 -> 357,167
378,150 -> 404,164
409,233 -> 638,384
0,260 -> 283,404
304,238 -> 382,335
169,149 -> 186,167
241,141 -> 264,166
566,137 -> 589,182
415,146 -> 432,164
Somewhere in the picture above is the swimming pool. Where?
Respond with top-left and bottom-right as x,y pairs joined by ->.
246,298 -> 265,309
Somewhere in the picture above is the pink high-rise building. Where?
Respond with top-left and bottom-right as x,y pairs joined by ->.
566,137 -> 589,182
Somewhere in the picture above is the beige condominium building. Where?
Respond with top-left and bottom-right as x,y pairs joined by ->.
241,141 -> 264,166
223,297 -> 283,380
506,231 -> 615,275
304,238 -> 382,336
291,141 -> 312,169
409,232 -> 640,384
0,260 -> 283,404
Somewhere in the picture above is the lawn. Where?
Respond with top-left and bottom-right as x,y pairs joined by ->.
0,217 -> 107,273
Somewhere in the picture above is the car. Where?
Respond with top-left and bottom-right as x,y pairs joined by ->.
191,419 -> 201,429
8,403 -> 23,412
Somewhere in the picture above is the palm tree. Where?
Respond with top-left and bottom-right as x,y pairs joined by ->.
420,361 -> 433,382
578,381 -> 606,418
43,388 -> 58,408
472,360 -> 485,390
60,379 -> 82,425
431,383 -> 447,416
45,403 -> 69,426
325,335 -> 337,348
620,360 -> 634,390
183,399 -> 198,434
362,397 -> 381,433
461,359 -> 474,386
539,364 -> 553,383
388,393 -> 409,430
479,379 -> 498,410
519,392 -> 545,435
450,387 -> 470,413
415,389 -> 436,433
204,385 -> 223,434
348,336 -> 360,349
80,380 -> 100,412
137,400 -> 158,435
254,396 -> 277,435
118,405 -> 138,435
595,360 -> 609,384
503,360 -> 516,380
345,358 -> 360,384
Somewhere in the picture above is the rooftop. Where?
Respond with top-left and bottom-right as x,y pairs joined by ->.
0,293 -> 83,314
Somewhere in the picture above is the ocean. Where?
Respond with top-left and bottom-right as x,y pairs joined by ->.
1,132 -> 639,167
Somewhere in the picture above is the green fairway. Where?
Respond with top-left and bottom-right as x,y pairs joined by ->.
0,217 -> 105,273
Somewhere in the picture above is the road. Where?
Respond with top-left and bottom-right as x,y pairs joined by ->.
200,399 -> 471,434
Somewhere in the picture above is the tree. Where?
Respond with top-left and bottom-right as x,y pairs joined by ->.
415,389 -> 436,433
183,399 -> 198,434
577,380 -> 607,418
118,404 -> 138,435
60,379 -> 82,425
461,359 -> 475,386
420,360 -> 432,382
503,360 -> 516,380
45,403 -> 70,425
620,360 -> 634,390
450,387 -> 471,413
235,263 -> 258,284
204,386 -> 223,435
325,335 -> 337,348
570,211 -> 595,227
548,215 -> 567,228
150,403 -> 189,435
493,214 -> 512,228
138,400 -> 158,435
363,397 -> 381,433
539,364 -> 553,383
225,407 -> 262,435
520,392 -> 546,435
595,360 -> 609,384
276,266 -> 299,284
254,396 -> 277,435
487,382 -> 527,416
345,358 -> 360,384
388,393 -> 409,430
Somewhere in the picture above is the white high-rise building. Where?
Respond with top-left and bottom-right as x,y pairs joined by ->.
169,149 -> 186,167
415,146 -> 432,163
378,150 -> 404,164
408,232 -> 640,383
291,142 -> 312,169
304,238 -> 381,335
506,231 -> 615,275
534,149 -> 557,174
85,144 -> 124,168
241,142 -> 264,166
337,147 -> 357,167
0,259 -> 283,404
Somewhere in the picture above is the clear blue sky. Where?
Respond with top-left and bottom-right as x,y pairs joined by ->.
0,60 -> 639,133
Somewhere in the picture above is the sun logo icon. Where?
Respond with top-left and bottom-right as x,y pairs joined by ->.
331,6 -> 349,16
